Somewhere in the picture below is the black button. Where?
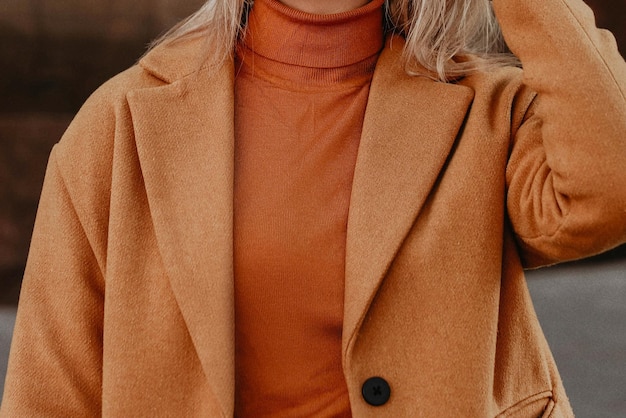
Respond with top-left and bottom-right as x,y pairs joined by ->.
361,376 -> 390,406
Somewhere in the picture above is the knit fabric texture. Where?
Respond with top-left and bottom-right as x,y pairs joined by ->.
233,0 -> 384,415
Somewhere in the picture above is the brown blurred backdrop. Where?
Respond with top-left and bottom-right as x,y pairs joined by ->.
0,0 -> 625,304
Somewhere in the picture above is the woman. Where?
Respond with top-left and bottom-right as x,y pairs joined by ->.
1,0 -> 625,416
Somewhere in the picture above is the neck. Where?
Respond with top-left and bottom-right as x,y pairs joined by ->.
278,0 -> 371,14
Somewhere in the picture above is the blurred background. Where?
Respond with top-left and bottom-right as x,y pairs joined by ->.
0,0 -> 625,415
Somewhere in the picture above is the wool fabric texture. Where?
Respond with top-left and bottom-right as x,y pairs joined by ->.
1,0 -> 625,416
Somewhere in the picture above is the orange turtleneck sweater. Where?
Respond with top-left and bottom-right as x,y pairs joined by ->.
233,0 -> 384,415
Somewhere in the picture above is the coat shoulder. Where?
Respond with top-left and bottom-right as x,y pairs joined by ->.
44,64 -> 165,236
458,62 -> 527,104
458,63 -> 536,138
55,64 -> 164,173
57,65 -> 163,157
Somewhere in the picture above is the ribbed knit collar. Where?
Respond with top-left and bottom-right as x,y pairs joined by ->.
238,0 -> 385,85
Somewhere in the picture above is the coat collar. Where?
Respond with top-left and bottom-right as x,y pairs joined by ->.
130,33 -> 473,408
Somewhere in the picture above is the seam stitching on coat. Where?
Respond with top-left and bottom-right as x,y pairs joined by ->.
53,151 -> 107,282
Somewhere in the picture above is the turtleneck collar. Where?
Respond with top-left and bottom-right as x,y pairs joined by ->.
238,0 -> 385,82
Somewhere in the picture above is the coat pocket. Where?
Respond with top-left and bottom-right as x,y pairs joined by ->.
497,390 -> 554,418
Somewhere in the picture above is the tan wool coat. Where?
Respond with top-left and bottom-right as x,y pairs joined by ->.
2,0 -> 626,416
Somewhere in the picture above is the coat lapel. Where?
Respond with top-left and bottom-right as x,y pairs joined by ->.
127,49 -> 236,415
342,37 -> 475,359
125,32 -> 474,402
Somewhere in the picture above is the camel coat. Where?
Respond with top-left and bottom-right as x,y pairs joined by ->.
2,0 -> 626,416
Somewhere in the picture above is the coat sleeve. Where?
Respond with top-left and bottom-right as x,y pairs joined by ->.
0,67 -> 136,414
0,148 -> 105,416
496,0 -> 626,267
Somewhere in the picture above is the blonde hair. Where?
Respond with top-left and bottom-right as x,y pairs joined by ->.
151,0 -> 517,82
